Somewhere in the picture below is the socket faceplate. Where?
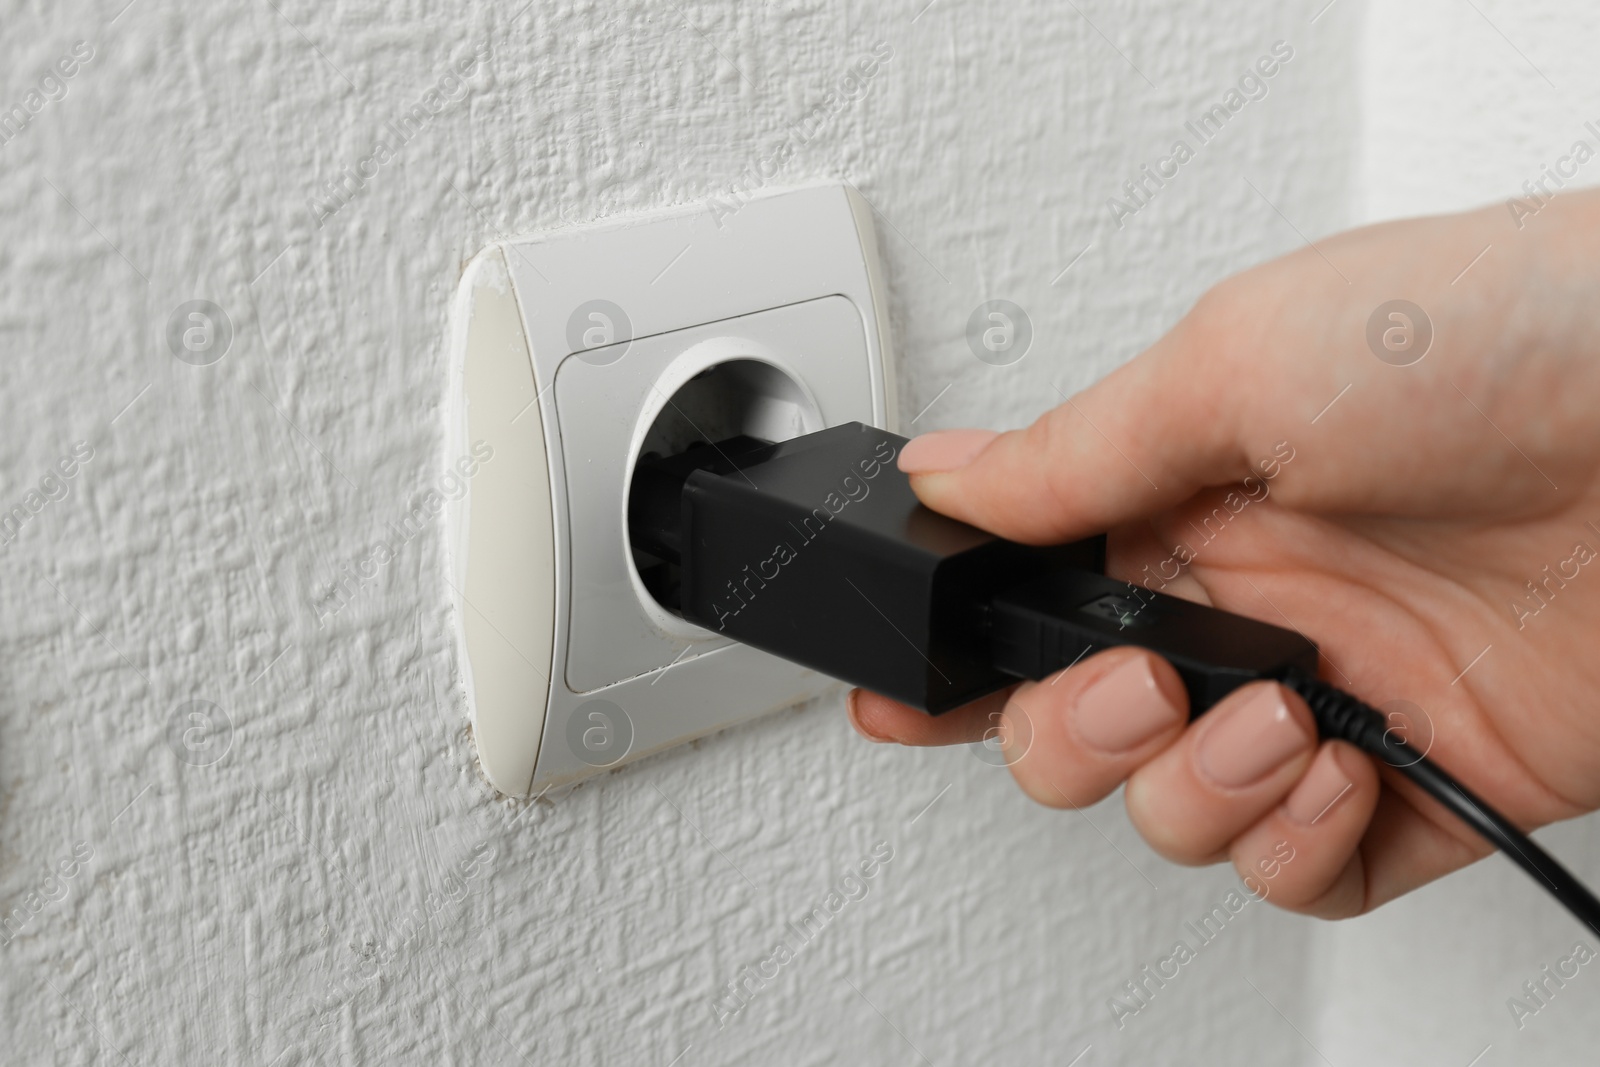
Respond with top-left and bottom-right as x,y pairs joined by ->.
446,183 -> 896,796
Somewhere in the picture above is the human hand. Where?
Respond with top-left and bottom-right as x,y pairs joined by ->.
850,190 -> 1600,917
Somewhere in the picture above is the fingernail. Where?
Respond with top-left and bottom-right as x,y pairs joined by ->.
897,429 -> 999,474
1285,746 -> 1356,826
1195,686 -> 1312,788
846,690 -> 893,743
1071,656 -> 1183,754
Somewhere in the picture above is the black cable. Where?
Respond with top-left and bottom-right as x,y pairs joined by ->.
1280,669 -> 1600,937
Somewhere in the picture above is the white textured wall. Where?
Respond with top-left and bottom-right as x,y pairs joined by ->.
1312,2 -> 1600,1064
0,1 -> 1364,1064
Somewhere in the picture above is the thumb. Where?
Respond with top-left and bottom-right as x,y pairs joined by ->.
899,330 -> 1260,544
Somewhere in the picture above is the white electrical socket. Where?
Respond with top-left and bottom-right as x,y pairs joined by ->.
446,183 -> 897,796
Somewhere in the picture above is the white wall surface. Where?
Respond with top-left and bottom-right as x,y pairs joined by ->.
1311,2 -> 1600,1064
10,0 -> 1546,1064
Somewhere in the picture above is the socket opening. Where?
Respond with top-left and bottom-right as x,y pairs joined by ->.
626,356 -> 821,626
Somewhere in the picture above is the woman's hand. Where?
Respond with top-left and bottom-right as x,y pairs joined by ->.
850,189 -> 1600,917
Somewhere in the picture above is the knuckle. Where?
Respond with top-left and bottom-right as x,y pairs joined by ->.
1124,781 -> 1225,866
1019,405 -> 1084,538
1273,877 -> 1365,919
1017,768 -> 1115,811
1183,274 -> 1256,352
1229,836 -> 1368,918
1148,832 -> 1226,868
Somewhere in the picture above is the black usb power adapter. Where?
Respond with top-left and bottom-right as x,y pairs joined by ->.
630,421 -> 1315,715
629,419 -> 1600,935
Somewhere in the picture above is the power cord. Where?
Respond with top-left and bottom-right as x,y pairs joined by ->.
1280,669 -> 1600,935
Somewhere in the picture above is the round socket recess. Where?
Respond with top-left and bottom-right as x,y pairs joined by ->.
446,183 -> 896,797
627,354 -> 824,639
557,298 -> 862,690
